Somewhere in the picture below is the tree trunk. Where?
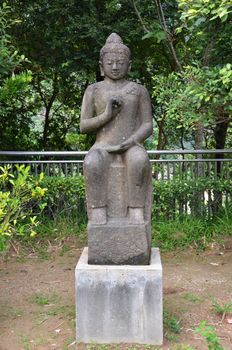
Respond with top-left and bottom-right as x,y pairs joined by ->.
213,109 -> 230,215
192,121 -> 204,216
42,73 -> 59,150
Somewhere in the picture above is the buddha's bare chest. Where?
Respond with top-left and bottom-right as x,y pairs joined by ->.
93,83 -> 140,116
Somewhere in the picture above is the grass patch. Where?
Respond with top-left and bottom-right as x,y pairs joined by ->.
33,303 -> 75,327
20,334 -> 48,349
37,216 -> 87,242
173,345 -> 195,350
211,298 -> 232,320
152,214 -> 232,251
182,293 -> 201,304
29,292 -> 60,306
163,308 -> 181,341
0,305 -> 24,319
5,212 -> 232,257
85,346 -> 160,350
13,216 -> 87,258
195,321 -> 224,350
62,337 -> 76,350
48,304 -> 75,318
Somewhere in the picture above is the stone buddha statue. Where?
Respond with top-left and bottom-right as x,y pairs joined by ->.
80,33 -> 153,264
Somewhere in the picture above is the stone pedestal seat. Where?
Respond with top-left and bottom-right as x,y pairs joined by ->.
88,219 -> 151,265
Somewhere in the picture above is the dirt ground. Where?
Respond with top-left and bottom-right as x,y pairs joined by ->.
0,239 -> 232,350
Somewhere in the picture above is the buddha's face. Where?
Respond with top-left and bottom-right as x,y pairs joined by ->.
100,52 -> 131,80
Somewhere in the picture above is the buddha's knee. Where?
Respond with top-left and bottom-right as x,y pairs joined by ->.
84,149 -> 107,175
127,147 -> 149,174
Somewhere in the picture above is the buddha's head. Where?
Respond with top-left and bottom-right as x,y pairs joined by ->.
99,33 -> 131,80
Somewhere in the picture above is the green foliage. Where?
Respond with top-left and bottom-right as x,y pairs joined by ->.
29,292 -> 60,306
178,0 -> 232,23
152,213 -> 232,251
211,299 -> 232,320
195,321 -> 224,350
0,3 -> 41,150
0,165 -> 47,251
164,309 -> 181,338
7,0 -> 154,150
0,0 -> 230,151
0,2 -> 24,77
142,21 -> 166,44
0,72 -> 42,150
41,175 -> 85,200
182,293 -> 201,304
36,216 -> 87,246
2,171 -> 230,252
152,217 -> 205,251
0,71 -> 32,100
1,171 -> 230,254
152,64 -> 232,147
174,345 -> 195,350
152,177 -> 232,220
65,132 -> 94,151
40,175 -> 86,221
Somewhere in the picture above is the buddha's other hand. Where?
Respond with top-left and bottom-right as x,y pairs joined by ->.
107,136 -> 135,153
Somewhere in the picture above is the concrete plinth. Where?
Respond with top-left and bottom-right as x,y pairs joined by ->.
75,248 -> 163,345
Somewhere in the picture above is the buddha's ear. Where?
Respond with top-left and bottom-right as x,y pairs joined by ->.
128,60 -> 132,73
99,61 -> 104,77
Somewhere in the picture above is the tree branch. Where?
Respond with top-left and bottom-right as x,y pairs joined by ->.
36,75 -> 48,108
154,0 -> 183,72
131,0 -> 150,33
42,71 -> 59,149
201,35 -> 215,66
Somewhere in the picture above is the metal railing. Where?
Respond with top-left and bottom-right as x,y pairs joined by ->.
1,149 -> 232,179
1,149 -> 232,220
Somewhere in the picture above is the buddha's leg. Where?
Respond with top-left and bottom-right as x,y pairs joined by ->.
83,148 -> 110,224
124,146 -> 150,224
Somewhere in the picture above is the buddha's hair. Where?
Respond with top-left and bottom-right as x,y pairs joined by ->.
100,33 -> 131,60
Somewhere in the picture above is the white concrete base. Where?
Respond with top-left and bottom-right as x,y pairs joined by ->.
75,248 -> 163,345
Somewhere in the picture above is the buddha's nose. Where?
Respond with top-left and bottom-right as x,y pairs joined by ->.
112,62 -> 118,71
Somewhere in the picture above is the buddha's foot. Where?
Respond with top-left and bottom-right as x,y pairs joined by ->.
90,207 -> 107,225
129,207 -> 144,225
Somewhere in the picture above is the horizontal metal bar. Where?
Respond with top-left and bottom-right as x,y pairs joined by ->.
148,149 -> 232,155
0,151 -> 87,156
1,159 -> 231,165
0,149 -> 232,157
150,158 -> 232,163
0,160 -> 84,164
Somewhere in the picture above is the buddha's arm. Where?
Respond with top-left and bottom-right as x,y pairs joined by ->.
80,86 -> 121,134
80,112 -> 110,134
132,86 -> 153,143
119,87 -> 152,149
80,86 -> 109,133
132,121 -> 153,144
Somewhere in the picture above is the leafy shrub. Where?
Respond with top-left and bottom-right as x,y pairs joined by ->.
152,177 -> 232,220
39,175 -> 232,229
195,321 -> 224,350
40,175 -> 86,223
0,165 -> 47,251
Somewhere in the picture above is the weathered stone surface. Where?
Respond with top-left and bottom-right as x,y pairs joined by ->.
88,220 -> 151,265
107,157 -> 127,218
80,33 -> 153,264
76,247 -> 163,344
